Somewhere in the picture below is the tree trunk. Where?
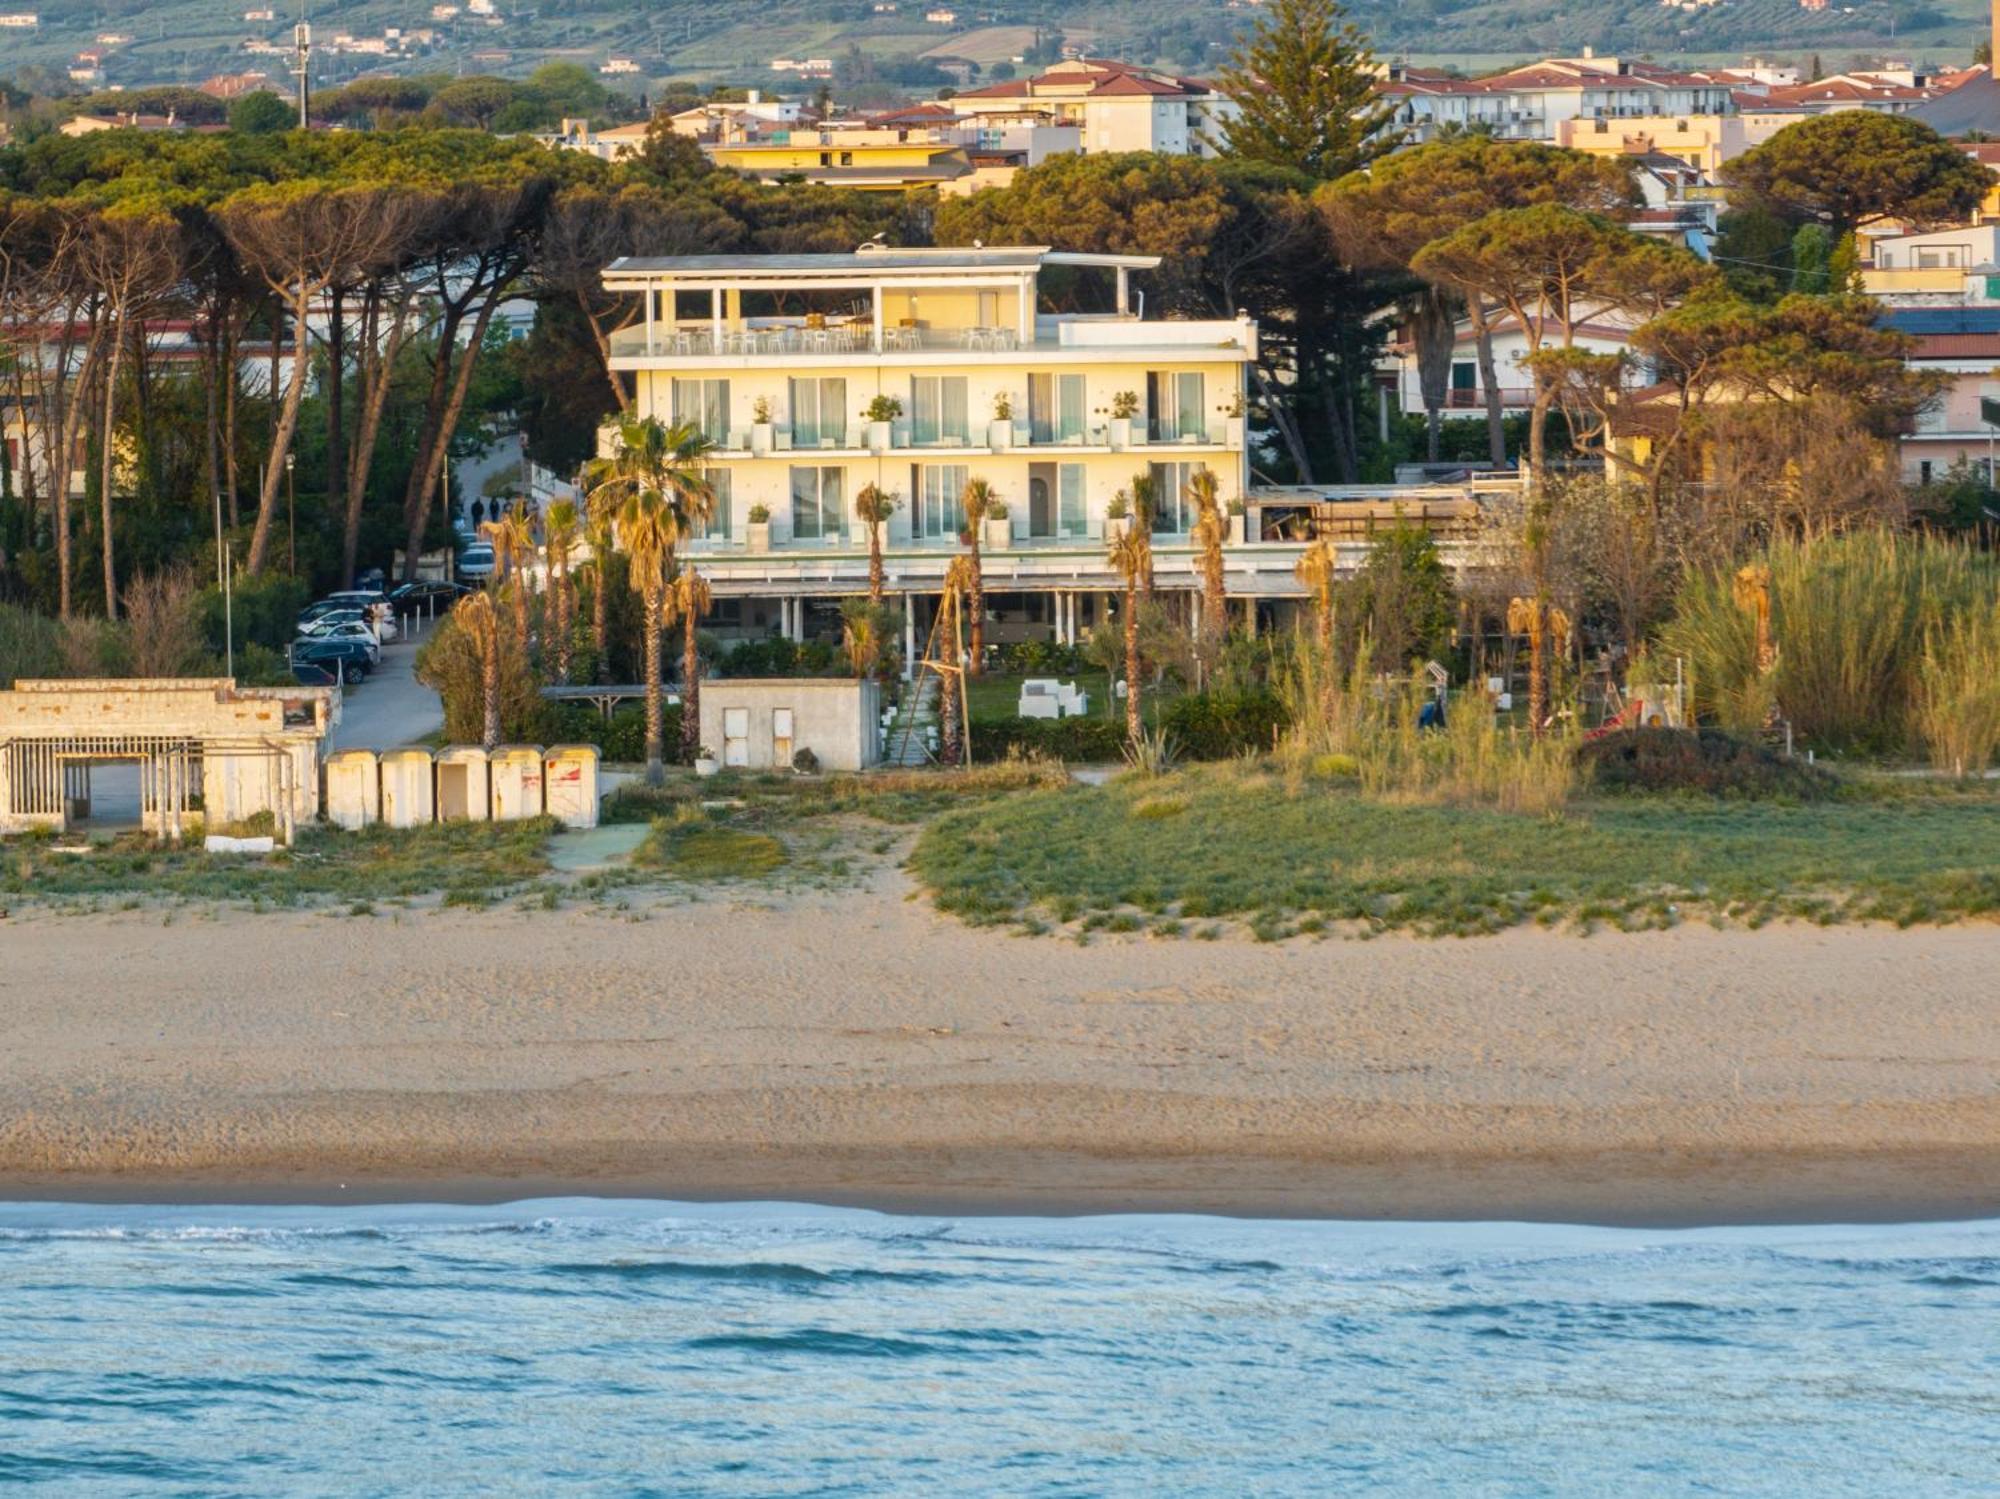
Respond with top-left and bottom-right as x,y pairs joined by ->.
1468,303 -> 1507,468
966,536 -> 984,675
1200,525 -> 1226,663
867,528 -> 884,604
642,587 -> 664,785
552,557 -> 572,685
480,630 -> 500,749
1413,287 -> 1456,465
577,286 -> 631,414
1123,581 -> 1142,743
1251,364 -> 1312,484
223,316 -> 241,528
680,608 -> 701,764
98,319 -> 124,619
1528,611 -> 1548,739
939,601 -> 962,767
1528,382 -> 1555,495
592,547 -> 609,681
341,292 -> 411,589
245,287 -> 311,574
46,325 -> 99,621
202,312 -> 222,563
400,298 -> 500,583
325,283 -> 346,541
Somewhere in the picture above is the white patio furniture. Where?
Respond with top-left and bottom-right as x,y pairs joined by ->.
1018,679 -> 1062,720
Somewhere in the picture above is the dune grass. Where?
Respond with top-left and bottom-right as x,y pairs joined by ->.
907,762 -> 2000,937
2,817 -> 559,911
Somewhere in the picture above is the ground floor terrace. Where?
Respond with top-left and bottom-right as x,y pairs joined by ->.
680,530 -> 1492,675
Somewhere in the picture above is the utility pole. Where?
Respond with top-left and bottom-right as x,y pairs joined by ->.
285,449 -> 297,575
292,6 -> 312,129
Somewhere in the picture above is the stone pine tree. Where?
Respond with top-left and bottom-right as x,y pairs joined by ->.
1211,0 -> 1402,182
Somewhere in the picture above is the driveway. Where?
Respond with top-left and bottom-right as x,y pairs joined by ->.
327,631 -> 446,751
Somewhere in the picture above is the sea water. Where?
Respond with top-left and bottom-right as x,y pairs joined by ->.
1,1201 -> 1995,1495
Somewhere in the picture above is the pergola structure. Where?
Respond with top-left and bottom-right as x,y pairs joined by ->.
0,679 -> 337,844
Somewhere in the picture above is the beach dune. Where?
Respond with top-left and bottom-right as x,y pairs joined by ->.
2,877 -> 1997,1224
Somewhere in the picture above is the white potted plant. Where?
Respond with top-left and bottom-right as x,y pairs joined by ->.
694,745 -> 720,778
982,499 -> 1012,552
1103,490 -> 1131,542
1226,495 -> 1246,545
988,391 -> 1015,450
1108,390 -> 1138,450
863,394 -> 902,454
750,394 -> 773,455
746,502 -> 772,554
1221,391 -> 1246,448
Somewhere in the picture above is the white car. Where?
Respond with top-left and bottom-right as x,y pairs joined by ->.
297,619 -> 381,663
322,591 -> 399,641
458,543 -> 495,582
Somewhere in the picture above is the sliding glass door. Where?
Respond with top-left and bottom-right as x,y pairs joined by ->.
672,378 -> 732,446
789,465 -> 844,542
1146,371 -> 1205,443
912,463 -> 967,541
910,376 -> 969,446
789,377 -> 847,449
1027,373 -> 1086,444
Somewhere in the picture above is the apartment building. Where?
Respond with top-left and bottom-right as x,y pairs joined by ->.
600,245 -> 1267,651
1380,56 -> 1737,145
947,58 -> 1236,157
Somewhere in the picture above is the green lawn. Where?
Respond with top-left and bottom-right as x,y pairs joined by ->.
907,763 -> 2000,937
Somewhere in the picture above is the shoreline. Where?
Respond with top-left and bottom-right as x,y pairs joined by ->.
4,876 -> 1998,1229
4,1145 -> 1999,1228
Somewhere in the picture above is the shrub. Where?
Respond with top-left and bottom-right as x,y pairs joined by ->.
199,571 -> 311,656
971,714 -> 1128,763
1161,689 -> 1288,760
1916,601 -> 2000,777
544,701 -> 667,763
1578,727 -> 1838,800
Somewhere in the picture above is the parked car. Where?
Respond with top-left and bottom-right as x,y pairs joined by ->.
292,637 -> 374,682
290,660 -> 341,687
457,543 -> 495,582
297,608 -> 368,638
321,590 -> 398,641
389,580 -> 471,616
297,619 -> 381,664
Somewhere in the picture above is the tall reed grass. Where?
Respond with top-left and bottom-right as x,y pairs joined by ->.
1916,601 -> 2000,777
1273,633 -> 1581,815
1661,532 -> 2000,756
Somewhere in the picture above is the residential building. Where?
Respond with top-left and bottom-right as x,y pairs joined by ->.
0,14 -> 40,26
1380,55 -> 1737,144
1863,225 -> 2000,306
705,130 -> 976,191
599,245 -> 1268,652
948,58 -> 1237,158
1382,309 -> 1644,423
1881,307 -> 2000,484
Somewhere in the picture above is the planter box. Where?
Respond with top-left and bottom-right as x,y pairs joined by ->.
1108,416 -> 1132,451
1103,515 -> 1132,543
988,418 -> 1014,451
750,422 -> 773,455
1227,512 -> 1246,546
746,521 -> 771,554
694,756 -> 719,779
982,516 -> 1012,552
1225,416 -> 1246,447
867,420 -> 892,454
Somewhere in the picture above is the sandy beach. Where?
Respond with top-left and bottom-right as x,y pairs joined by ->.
2,868 -> 1997,1224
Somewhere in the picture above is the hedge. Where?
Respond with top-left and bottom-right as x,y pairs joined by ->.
1159,690 -> 1289,760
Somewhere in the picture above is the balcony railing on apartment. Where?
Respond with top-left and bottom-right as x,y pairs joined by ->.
609,317 -> 1251,362
709,419 -> 1241,453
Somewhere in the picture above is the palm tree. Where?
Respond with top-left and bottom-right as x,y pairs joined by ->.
854,483 -> 897,604
1128,470 -> 1158,596
1506,595 -> 1572,737
542,498 -> 580,684
1187,467 -> 1227,664
939,554 -> 977,766
456,589 -> 502,749
1294,540 -> 1338,652
1734,563 -> 1777,676
481,502 -> 537,661
1107,524 -> 1152,744
664,562 -> 712,765
583,484 -> 618,682
583,415 -> 716,784
959,476 -> 997,676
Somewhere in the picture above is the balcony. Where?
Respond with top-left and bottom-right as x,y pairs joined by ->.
703,420 -> 1242,456
607,316 -> 1256,366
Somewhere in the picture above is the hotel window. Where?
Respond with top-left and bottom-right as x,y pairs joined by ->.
912,462 -> 967,540
1027,372 -> 1086,443
672,378 -> 731,446
1146,371 -> 1205,442
1059,463 -> 1086,538
789,465 -> 844,542
789,376 -> 848,448
698,468 -> 732,540
909,375 -> 969,445
1147,461 -> 1206,535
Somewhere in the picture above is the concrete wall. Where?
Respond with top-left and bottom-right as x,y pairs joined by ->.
698,678 -> 881,772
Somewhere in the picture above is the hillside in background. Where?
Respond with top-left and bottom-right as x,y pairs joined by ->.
2,0 -> 1989,99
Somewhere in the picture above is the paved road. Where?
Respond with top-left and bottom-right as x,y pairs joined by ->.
327,632 -> 446,751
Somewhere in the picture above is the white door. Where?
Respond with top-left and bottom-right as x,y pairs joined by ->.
772,708 -> 794,767
723,707 -> 750,767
